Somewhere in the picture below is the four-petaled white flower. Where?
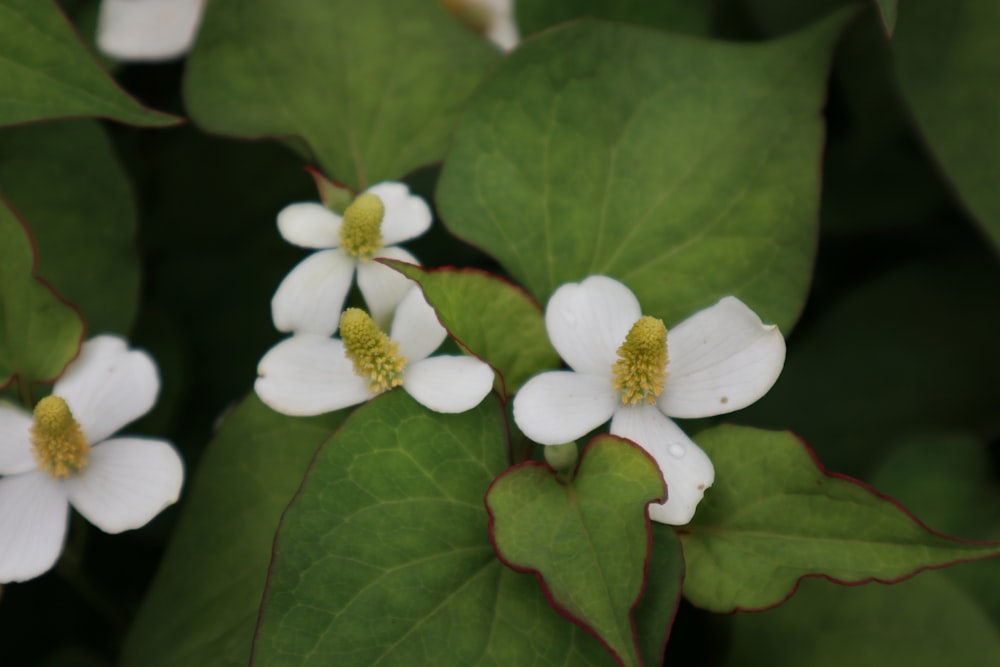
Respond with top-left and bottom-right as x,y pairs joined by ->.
513,276 -> 785,525
97,0 -> 206,62
257,286 -> 494,415
0,335 -> 184,583
272,183 -> 433,335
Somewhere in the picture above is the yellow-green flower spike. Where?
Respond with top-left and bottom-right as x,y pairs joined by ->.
339,193 -> 385,260
30,396 -> 90,479
611,316 -> 669,406
340,308 -> 408,392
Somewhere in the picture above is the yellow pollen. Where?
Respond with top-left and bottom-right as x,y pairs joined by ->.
611,316 -> 669,406
340,308 -> 408,392
30,396 -> 90,479
339,193 -> 385,260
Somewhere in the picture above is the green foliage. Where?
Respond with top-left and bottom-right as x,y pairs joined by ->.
438,14 -> 851,331
184,0 -> 498,190
0,198 -> 83,389
0,121 -> 140,333
252,391 -> 613,666
517,0 -> 712,36
122,396 -> 348,667
680,426 -> 1000,612
487,436 -> 669,667
0,0 -> 178,127
386,262 -> 560,395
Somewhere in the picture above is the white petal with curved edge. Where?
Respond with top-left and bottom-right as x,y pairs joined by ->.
512,371 -> 618,445
277,202 -> 342,249
659,296 -> 785,419
97,0 -> 204,62
255,335 -> 372,416
545,276 -> 642,375
0,403 -> 34,475
390,286 -> 447,363
366,182 -> 433,246
64,437 -> 183,534
271,249 -> 356,336
403,356 -> 494,413
359,246 -> 421,328
610,404 -> 714,525
54,335 -> 159,444
0,472 -> 69,583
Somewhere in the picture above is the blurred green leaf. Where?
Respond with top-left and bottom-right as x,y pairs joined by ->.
875,0 -> 898,36
253,391 -> 613,666
0,120 -> 140,333
636,525 -> 685,667
386,262 -> 560,395
892,1 -> 1000,253
517,0 -> 712,36
438,13 -> 851,331
121,396 -> 348,667
0,0 -> 179,127
726,575 -> 1000,667
0,197 -> 83,389
680,425 -> 1000,612
184,0 -> 498,190
487,436 -> 668,667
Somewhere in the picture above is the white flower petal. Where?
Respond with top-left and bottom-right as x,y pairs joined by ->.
0,403 -> 35,475
358,246 -> 421,328
277,202 -> 343,249
403,356 -> 494,413
255,335 -> 372,416
271,249 -> 356,336
390,286 -> 447,363
545,276 -> 642,375
0,472 -> 69,583
610,404 -> 714,525
64,437 -> 183,534
54,335 -> 159,444
512,371 -> 618,445
659,296 -> 785,419
96,0 -> 204,62
366,182 -> 433,246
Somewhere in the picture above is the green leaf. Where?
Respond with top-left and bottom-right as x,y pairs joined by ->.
635,526 -> 685,667
385,262 -> 561,395
726,575 -> 1000,667
121,396 -> 349,667
679,425 -> 1000,612
437,14 -> 851,332
0,0 -> 179,127
0,197 -> 83,389
0,120 -> 140,333
875,0 -> 898,36
253,391 -> 614,666
517,0 -> 712,37
892,0 -> 1000,252
487,436 -> 668,667
185,0 -> 498,190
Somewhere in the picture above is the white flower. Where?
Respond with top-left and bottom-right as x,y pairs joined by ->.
442,0 -> 520,51
96,0 -> 206,62
0,335 -> 184,583
256,286 -> 494,415
513,276 -> 785,525
271,182 -> 433,335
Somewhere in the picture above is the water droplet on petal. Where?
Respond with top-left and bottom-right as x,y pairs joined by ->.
668,444 -> 685,459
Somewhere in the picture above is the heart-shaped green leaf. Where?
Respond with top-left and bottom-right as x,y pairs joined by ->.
679,425 -> 1000,612
0,197 -> 83,389
0,121 -> 140,333
892,0 -> 1000,252
121,396 -> 349,667
635,525 -> 685,667
0,0 -> 179,127
385,261 -> 561,395
437,13 -> 851,331
185,0 -> 498,190
487,436 -> 668,667
252,390 -> 614,666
